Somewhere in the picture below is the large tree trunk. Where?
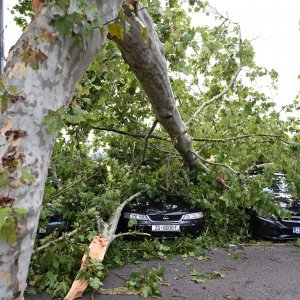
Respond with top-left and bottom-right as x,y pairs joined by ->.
1,1 -> 202,299
109,3 -> 201,170
0,2 -> 123,299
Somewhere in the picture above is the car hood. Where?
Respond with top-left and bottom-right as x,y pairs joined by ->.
123,197 -> 200,215
273,193 -> 300,212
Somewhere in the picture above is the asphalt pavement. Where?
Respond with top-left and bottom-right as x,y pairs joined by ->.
26,244 -> 300,300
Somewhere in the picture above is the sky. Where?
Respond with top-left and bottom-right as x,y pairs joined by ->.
207,0 -> 300,106
2,0 -> 300,106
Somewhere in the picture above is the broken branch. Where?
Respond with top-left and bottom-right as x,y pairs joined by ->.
34,228 -> 79,253
65,191 -> 143,299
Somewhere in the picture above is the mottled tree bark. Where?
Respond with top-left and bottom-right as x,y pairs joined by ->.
0,1 -> 123,299
109,3 -> 201,170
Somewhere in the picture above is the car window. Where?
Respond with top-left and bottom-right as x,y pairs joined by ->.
271,175 -> 289,193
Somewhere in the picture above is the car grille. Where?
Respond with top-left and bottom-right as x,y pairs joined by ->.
147,214 -> 183,222
282,213 -> 300,223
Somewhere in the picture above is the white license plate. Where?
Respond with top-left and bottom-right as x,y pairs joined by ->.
152,225 -> 180,232
293,227 -> 300,234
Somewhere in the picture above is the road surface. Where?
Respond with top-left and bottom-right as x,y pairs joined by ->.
26,244 -> 300,300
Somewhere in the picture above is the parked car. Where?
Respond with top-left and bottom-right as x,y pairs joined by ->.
38,214 -> 65,235
117,194 -> 204,238
248,173 -> 300,240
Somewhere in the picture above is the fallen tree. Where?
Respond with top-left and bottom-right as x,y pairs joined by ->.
0,0 -> 210,298
64,191 -> 148,299
1,0 -> 299,299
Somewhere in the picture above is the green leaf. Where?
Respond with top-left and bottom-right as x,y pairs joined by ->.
1,94 -> 9,114
189,269 -> 207,283
128,219 -> 138,228
141,285 -> 151,298
44,110 -> 64,134
89,277 -> 102,290
141,26 -> 148,43
0,170 -> 9,189
65,107 -> 87,124
13,208 -> 27,217
290,143 -> 300,150
6,85 -> 19,94
189,269 -> 203,276
44,185 -> 57,200
51,13 -> 79,36
0,207 -> 11,226
208,271 -> 224,279
20,169 -> 35,185
192,277 -> 207,283
108,23 -> 124,40
0,207 -> 17,244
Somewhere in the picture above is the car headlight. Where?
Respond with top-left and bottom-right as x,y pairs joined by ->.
182,212 -> 203,220
123,213 -> 148,220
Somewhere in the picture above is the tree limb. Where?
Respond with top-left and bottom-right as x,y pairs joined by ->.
91,125 -> 168,142
109,2 -> 201,170
34,228 -> 79,253
91,125 -> 291,146
107,191 -> 143,240
135,119 -> 158,171
65,191 -> 143,299
193,133 -> 283,143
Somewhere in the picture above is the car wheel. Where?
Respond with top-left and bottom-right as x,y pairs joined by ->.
246,221 -> 255,240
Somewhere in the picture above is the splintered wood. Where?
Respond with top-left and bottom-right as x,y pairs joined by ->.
64,236 -> 109,300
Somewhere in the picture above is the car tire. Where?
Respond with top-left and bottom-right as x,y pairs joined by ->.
246,221 -> 255,240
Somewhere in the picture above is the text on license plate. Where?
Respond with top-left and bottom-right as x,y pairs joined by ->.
152,225 -> 180,232
293,227 -> 300,234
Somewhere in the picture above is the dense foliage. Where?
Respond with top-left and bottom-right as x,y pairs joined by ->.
11,0 -> 299,297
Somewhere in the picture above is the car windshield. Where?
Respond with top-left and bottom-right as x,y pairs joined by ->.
271,175 -> 289,193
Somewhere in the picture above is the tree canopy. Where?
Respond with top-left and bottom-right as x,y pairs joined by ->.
1,0 -> 299,298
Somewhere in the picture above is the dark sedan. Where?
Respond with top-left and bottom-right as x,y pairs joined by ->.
117,194 -> 204,238
248,173 -> 300,240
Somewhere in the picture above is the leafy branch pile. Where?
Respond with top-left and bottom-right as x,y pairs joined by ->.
125,266 -> 165,298
8,0 -> 299,298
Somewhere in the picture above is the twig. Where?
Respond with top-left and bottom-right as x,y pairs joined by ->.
34,228 -> 79,253
191,151 -> 239,175
50,161 -> 62,190
92,126 -> 291,147
135,119 -> 158,171
97,104 -> 148,130
245,163 -> 273,174
186,65 -> 242,128
98,287 -> 139,296
91,125 -> 167,142
47,170 -> 101,203
193,133 -> 283,143
96,213 -> 106,235
114,272 -> 128,281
